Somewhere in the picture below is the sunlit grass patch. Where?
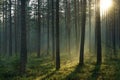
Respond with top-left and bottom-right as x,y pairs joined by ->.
1,52 -> 120,80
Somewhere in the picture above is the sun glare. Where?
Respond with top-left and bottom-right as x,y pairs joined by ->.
100,0 -> 113,11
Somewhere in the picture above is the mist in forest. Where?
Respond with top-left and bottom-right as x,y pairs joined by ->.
0,0 -> 120,80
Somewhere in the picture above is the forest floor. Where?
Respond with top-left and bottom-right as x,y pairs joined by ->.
0,52 -> 120,80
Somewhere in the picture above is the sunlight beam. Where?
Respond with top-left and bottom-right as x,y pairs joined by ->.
100,0 -> 113,11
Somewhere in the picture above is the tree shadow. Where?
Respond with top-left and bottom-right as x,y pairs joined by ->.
26,57 -> 55,78
65,63 -> 101,80
88,64 -> 101,80
107,58 -> 120,80
65,64 -> 84,80
41,70 -> 56,80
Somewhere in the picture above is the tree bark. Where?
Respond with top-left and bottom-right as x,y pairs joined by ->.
20,0 -> 27,74
37,0 -> 41,57
56,0 -> 60,70
96,0 -> 102,64
79,0 -> 87,65
52,0 -> 55,60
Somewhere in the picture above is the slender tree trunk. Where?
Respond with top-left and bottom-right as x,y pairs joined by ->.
17,0 -> 21,54
20,0 -> 27,74
8,0 -> 12,56
68,1 -> 71,55
0,17 -> 1,57
96,0 -> 102,64
2,0 -> 5,55
112,5 -> 116,57
47,0 -> 50,55
74,0 -> 78,54
89,0 -> 91,52
52,0 -> 55,60
37,0 -> 41,57
4,0 -> 7,56
66,0 -> 71,55
79,0 -> 87,65
64,0 -> 68,54
14,0 -> 17,55
56,0 -> 60,70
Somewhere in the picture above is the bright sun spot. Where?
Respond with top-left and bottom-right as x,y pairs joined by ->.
100,0 -> 113,11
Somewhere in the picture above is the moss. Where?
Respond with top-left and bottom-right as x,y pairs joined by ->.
1,53 -> 120,80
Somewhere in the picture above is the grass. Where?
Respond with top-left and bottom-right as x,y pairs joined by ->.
0,52 -> 120,80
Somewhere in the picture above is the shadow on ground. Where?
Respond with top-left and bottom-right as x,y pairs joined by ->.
88,64 -> 101,80
65,64 -> 101,80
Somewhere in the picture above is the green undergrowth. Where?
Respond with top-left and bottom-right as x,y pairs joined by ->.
0,53 -> 120,80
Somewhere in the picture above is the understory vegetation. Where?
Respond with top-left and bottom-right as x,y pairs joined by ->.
0,52 -> 120,80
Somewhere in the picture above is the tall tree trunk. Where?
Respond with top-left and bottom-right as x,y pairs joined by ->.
66,0 -> 71,55
0,15 -> 1,57
64,0 -> 68,54
74,0 -> 78,54
89,0 -> 91,52
2,0 -> 5,56
112,5 -> 116,57
4,0 -> 7,56
52,0 -> 55,60
20,0 -> 27,74
17,0 -> 21,54
14,0 -> 17,55
47,0 -> 50,55
79,0 -> 87,65
37,0 -> 41,57
9,0 -> 12,56
56,0 -> 60,70
96,0 -> 102,64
